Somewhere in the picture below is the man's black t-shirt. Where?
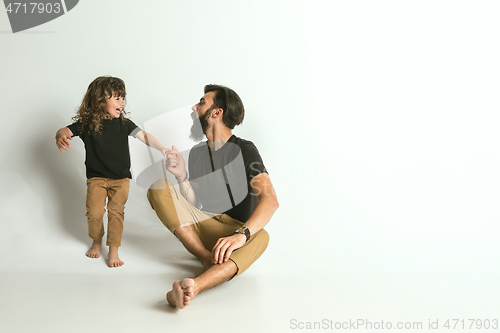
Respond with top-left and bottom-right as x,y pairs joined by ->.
67,118 -> 141,179
188,135 -> 268,223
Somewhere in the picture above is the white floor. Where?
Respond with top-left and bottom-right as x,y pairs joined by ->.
1,173 -> 500,333
2,244 -> 499,333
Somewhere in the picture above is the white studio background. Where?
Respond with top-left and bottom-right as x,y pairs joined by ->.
308,0 -> 500,273
1,0 -> 500,332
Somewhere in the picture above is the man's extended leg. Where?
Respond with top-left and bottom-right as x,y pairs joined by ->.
166,259 -> 237,309
167,218 -> 270,309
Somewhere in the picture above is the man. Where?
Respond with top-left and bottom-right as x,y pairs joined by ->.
147,84 -> 279,309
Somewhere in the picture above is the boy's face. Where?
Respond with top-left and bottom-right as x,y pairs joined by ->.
105,95 -> 125,118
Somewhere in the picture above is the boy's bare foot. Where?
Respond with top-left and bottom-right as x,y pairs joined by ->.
108,246 -> 124,268
166,278 -> 195,309
86,239 -> 102,258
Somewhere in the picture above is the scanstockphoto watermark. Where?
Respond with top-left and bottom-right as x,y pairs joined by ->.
3,0 -> 79,33
290,319 -> 423,330
290,318 -> 500,330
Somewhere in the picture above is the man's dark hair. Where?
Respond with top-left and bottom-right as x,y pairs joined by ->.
204,84 -> 245,129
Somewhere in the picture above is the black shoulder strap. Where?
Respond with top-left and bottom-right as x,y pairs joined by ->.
207,142 -> 236,208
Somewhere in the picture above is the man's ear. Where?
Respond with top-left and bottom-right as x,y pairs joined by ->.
213,108 -> 224,118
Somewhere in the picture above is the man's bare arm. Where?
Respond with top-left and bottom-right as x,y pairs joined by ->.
165,145 -> 199,206
212,173 -> 279,264
177,176 -> 199,208
242,173 -> 279,235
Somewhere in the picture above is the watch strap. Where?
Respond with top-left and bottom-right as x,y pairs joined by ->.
235,226 -> 250,242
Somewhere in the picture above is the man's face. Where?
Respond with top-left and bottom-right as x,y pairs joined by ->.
190,91 -> 217,141
192,91 -> 216,117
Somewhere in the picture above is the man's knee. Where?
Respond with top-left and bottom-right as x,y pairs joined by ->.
147,179 -> 173,209
149,178 -> 172,191
254,228 -> 270,249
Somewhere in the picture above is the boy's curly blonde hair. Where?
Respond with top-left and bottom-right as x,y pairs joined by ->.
72,76 -> 128,133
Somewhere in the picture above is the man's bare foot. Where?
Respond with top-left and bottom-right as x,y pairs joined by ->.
108,246 -> 124,268
166,278 -> 195,309
86,239 -> 102,258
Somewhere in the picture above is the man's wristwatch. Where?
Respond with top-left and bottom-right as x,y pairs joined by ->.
234,226 -> 250,242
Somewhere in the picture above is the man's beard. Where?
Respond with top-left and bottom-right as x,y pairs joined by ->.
189,107 -> 213,141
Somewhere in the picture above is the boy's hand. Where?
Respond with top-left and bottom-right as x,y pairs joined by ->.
160,147 -> 170,158
165,145 -> 186,179
56,135 -> 72,153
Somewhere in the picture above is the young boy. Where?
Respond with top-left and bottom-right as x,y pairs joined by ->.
55,76 -> 168,267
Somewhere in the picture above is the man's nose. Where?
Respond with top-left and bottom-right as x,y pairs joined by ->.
191,104 -> 197,112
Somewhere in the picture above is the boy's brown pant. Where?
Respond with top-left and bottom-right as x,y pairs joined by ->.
147,179 -> 269,278
86,177 -> 130,247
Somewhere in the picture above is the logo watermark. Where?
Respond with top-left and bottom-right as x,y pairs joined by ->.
3,0 -> 79,33
289,318 -> 500,330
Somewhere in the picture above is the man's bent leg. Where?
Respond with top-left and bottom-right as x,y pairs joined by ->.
166,218 -> 269,309
228,228 -> 269,278
195,214 -> 270,278
147,179 -> 183,233
147,179 -> 214,268
174,224 -> 212,270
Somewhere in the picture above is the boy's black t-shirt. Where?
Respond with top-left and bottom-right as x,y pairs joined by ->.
188,135 -> 268,223
67,118 -> 141,179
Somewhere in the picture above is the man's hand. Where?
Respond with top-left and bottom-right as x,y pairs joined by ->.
165,145 -> 186,179
212,233 -> 246,264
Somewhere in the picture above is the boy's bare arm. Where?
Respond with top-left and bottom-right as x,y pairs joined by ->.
55,127 -> 73,153
135,130 -> 169,157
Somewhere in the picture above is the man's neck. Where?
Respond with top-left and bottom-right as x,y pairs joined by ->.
205,125 -> 233,151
